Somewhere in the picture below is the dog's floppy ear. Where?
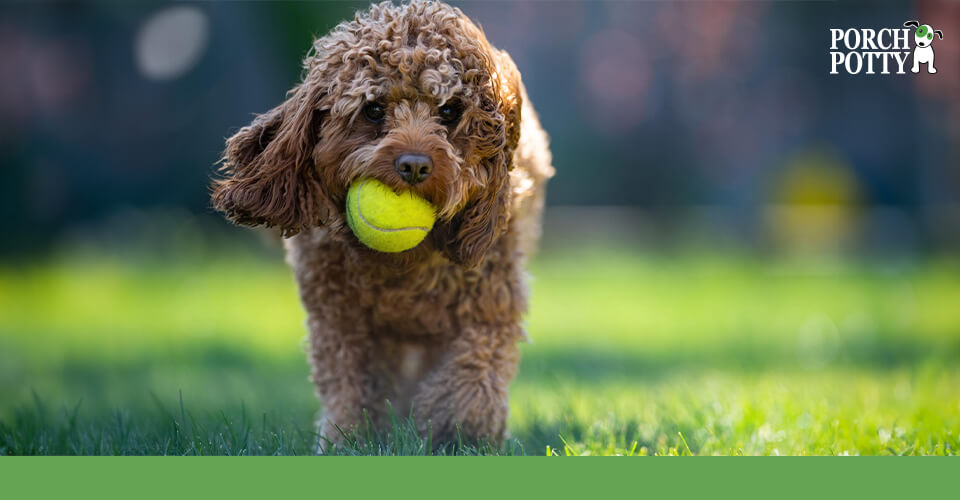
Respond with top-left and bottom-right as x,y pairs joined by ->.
211,81 -> 333,237
904,20 -> 920,29
934,30 -> 943,40
442,50 -> 523,268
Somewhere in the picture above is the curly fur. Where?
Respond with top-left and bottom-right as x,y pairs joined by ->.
212,0 -> 553,447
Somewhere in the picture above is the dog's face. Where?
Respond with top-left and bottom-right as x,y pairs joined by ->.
211,1 -> 523,267
914,24 -> 935,48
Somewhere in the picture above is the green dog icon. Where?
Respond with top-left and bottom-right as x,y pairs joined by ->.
904,20 -> 944,74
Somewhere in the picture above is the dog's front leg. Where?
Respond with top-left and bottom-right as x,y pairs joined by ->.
412,324 -> 522,446
307,316 -> 383,450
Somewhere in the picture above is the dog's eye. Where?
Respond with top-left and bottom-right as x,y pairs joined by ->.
363,103 -> 386,123
438,102 -> 463,125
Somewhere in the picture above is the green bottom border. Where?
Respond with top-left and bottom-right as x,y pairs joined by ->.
1,457 -> 955,498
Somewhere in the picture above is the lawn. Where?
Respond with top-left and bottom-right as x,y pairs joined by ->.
1,245 -> 958,455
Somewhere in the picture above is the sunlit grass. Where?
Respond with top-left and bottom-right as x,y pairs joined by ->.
512,367 -> 959,456
1,246 -> 958,455
0,256 -> 305,358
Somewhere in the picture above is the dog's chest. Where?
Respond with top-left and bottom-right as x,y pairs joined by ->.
364,263 -> 461,337
915,46 -> 933,62
287,231 -> 505,338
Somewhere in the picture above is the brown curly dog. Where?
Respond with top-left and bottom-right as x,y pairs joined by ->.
211,0 -> 553,448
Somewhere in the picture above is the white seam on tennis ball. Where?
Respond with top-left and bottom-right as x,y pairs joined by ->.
355,179 -> 431,233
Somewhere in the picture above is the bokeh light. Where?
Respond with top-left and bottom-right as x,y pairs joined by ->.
135,6 -> 209,81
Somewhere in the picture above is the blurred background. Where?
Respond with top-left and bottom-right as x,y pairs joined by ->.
1,1 -> 958,455
1,0 -> 959,256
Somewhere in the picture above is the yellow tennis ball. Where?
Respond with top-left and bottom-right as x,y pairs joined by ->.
345,178 -> 437,253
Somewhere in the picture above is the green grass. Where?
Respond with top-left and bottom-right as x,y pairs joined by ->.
1,246 -> 959,455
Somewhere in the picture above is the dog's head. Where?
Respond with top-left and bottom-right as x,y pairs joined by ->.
904,20 -> 943,48
211,1 -> 523,268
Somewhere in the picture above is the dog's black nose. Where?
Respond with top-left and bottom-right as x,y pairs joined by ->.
394,153 -> 433,185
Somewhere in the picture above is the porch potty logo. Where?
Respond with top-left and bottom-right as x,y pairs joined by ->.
830,20 -> 944,75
